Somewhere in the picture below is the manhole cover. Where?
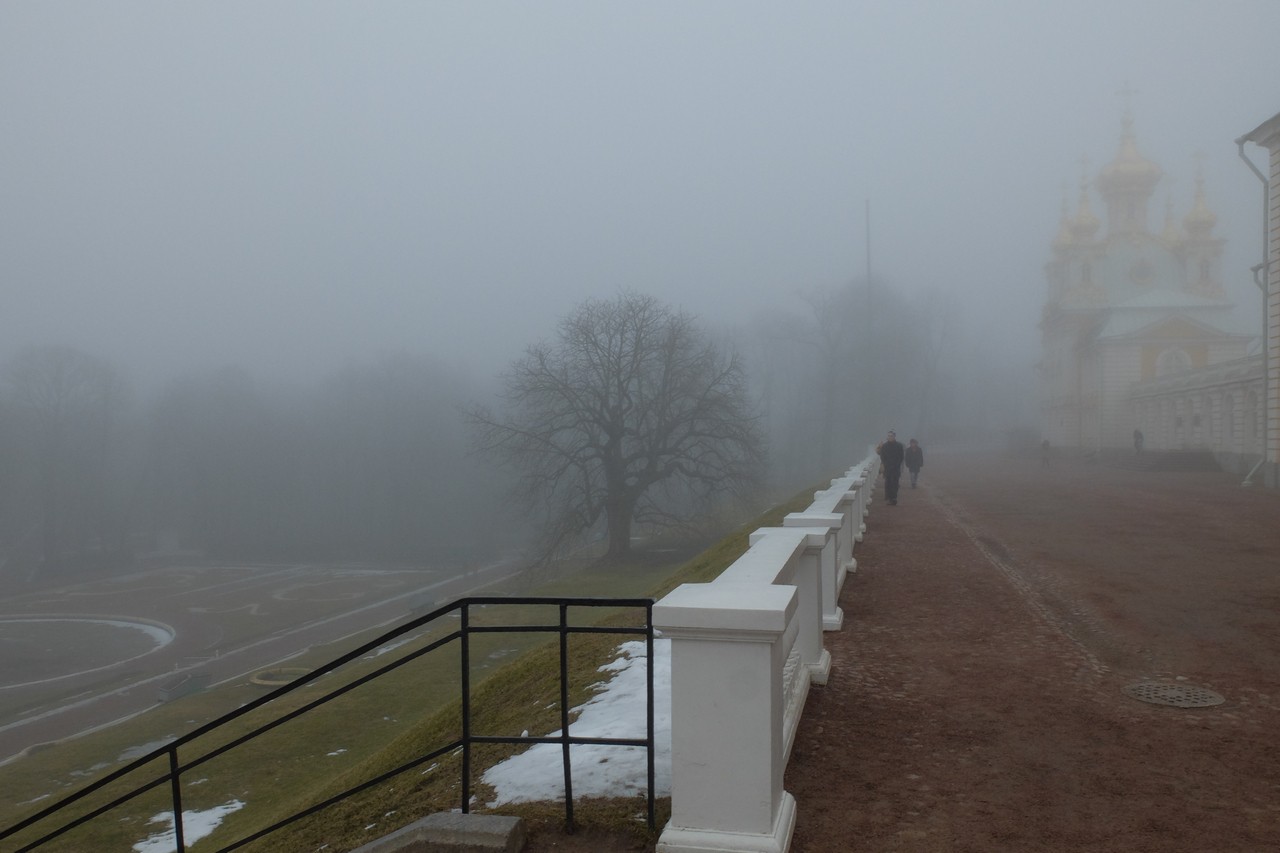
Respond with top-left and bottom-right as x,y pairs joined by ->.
1123,681 -> 1225,708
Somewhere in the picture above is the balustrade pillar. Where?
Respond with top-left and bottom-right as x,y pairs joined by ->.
654,583 -> 798,853
780,513 -> 843,634
837,480 -> 862,566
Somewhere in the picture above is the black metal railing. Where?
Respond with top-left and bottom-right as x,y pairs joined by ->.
1,595 -> 656,852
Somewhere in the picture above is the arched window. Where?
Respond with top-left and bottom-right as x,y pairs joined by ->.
1156,348 -> 1191,377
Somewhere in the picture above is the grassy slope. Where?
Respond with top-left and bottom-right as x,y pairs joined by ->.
1,485 -> 821,852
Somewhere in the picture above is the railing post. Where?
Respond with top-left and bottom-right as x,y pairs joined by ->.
835,479 -> 861,573
780,513 -> 843,633
654,582 -> 797,853
460,602 -> 472,814
168,748 -> 185,853
861,473 -> 871,534
559,602 -> 575,831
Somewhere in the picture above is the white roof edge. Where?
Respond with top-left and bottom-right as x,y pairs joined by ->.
1239,111 -> 1280,148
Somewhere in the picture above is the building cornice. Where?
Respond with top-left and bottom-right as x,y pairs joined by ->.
1238,111 -> 1280,150
1129,354 -> 1263,397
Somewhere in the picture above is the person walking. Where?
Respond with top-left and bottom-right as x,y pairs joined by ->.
878,430 -> 905,505
905,438 -> 924,488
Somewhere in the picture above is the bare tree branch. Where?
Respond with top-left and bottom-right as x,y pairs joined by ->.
465,292 -> 766,561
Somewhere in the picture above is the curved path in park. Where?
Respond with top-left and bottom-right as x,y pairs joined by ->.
0,557 -> 526,765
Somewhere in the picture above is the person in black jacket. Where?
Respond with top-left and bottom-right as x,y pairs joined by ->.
905,438 -> 924,488
878,430 -> 905,505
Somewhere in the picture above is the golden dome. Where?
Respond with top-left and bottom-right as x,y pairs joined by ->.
1070,175 -> 1100,240
1097,113 -> 1162,194
1183,172 -> 1217,237
1052,196 -> 1075,251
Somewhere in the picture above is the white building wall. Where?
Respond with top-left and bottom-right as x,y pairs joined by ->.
1100,344 -> 1141,448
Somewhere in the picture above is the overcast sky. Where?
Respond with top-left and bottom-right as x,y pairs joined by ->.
2,1 -> 1277,392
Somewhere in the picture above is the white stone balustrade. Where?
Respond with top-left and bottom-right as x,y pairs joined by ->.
780,511 -> 843,631
848,456 -> 877,537
654,453 -> 878,853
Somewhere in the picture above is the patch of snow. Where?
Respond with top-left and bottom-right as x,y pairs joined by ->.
119,738 -> 174,762
364,636 -> 414,659
69,762 -> 110,778
132,799 -> 244,853
482,639 -> 671,805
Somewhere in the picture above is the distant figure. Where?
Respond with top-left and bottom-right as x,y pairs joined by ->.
1133,428 -> 1144,455
1041,438 -> 1051,467
878,429 -> 905,505
905,438 -> 924,488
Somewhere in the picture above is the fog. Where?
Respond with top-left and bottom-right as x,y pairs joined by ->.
1,2 -> 1278,571
3,2 -> 1275,384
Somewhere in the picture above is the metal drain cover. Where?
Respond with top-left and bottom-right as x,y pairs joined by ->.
1123,681 -> 1225,708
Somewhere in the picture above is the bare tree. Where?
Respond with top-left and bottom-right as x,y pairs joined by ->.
468,292 -> 765,561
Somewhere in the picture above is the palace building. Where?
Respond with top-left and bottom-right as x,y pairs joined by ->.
1039,111 -> 1269,477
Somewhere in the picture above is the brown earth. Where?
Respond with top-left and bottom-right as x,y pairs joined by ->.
524,449 -> 1280,852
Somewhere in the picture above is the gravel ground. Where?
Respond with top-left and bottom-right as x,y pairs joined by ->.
787,449 -> 1280,852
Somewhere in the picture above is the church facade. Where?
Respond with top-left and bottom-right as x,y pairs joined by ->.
1040,114 -> 1259,466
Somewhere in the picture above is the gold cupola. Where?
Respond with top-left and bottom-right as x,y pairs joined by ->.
1069,172 -> 1100,242
1096,111 -> 1162,236
1182,168 -> 1217,238
1052,195 -> 1075,252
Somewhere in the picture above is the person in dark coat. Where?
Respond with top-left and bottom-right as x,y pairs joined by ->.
905,438 -> 924,488
878,429 -> 905,505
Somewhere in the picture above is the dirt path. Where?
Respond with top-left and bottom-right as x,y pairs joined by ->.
786,450 -> 1280,852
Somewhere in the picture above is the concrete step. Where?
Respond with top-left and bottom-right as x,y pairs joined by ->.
352,812 -> 526,852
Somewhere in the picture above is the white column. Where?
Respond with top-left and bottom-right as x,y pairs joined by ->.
856,471 -> 872,539
654,583 -> 798,853
780,513 -> 843,633
837,483 -> 861,571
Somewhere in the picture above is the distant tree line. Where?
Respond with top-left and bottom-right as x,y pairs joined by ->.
0,287 -> 1033,583
0,347 -> 507,584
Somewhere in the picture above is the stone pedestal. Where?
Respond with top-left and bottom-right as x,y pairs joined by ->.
654,583 -> 797,853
